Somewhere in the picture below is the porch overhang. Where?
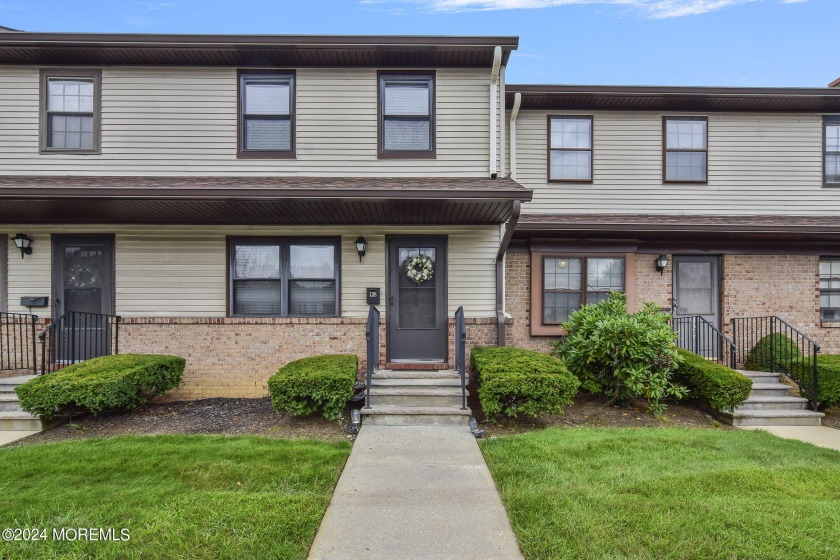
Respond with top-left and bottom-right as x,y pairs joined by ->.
0,176 -> 532,226
514,214 -> 840,253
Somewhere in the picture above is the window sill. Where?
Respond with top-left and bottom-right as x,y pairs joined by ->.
40,148 -> 101,155
820,321 -> 840,328
377,151 -> 436,160
823,183 -> 840,189
548,179 -> 593,184
237,150 -> 296,159
663,180 -> 708,185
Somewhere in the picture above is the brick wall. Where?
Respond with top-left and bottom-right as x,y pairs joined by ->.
636,254 -> 672,311
504,251 -> 555,352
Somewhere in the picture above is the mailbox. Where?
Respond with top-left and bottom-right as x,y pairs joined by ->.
366,287 -> 381,305
20,296 -> 49,308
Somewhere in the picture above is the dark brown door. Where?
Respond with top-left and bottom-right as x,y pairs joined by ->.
52,235 -> 115,362
387,236 -> 447,362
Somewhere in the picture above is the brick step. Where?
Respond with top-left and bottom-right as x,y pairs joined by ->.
719,409 -> 824,427
369,387 -> 467,408
749,382 -> 794,398
0,411 -> 44,431
360,406 -> 471,427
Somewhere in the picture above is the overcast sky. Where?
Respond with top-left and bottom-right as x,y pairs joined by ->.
2,0 -> 836,87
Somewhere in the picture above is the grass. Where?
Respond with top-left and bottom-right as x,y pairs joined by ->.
0,435 -> 350,560
480,428 -> 840,560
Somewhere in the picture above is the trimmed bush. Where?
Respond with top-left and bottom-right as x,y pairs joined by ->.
16,354 -> 185,420
673,349 -> 752,411
790,355 -> 840,409
744,333 -> 801,371
553,292 -> 686,416
268,354 -> 357,420
471,346 -> 579,419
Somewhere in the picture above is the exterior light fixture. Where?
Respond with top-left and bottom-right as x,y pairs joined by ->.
655,254 -> 669,276
354,236 -> 368,262
12,233 -> 32,258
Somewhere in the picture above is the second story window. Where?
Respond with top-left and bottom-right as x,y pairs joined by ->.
239,72 -> 295,158
825,117 -> 840,186
40,70 -> 101,153
664,117 -> 707,182
379,74 -> 435,158
549,116 -> 593,182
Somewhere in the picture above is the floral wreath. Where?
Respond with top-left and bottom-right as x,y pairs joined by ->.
402,254 -> 434,285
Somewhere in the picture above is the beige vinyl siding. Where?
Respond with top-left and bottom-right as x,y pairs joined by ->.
0,67 -> 490,176
3,225 -> 498,319
515,110 -> 832,215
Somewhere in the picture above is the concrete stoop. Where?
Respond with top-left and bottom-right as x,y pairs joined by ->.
361,369 -> 471,426
718,370 -> 824,427
0,375 -> 46,432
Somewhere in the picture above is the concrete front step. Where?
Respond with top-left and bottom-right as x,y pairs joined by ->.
369,387 -> 467,407
736,370 -> 780,385
371,369 -> 460,380
735,396 -> 809,411
0,395 -> 24,412
0,375 -> 36,394
361,406 -> 471,426
720,409 -> 824,427
371,376 -> 462,388
0,411 -> 44,431
749,382 -> 794,398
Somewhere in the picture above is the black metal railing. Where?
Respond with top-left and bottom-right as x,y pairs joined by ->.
454,306 -> 467,410
38,312 -> 121,374
364,306 -> 380,409
0,312 -> 38,373
731,316 -> 820,410
672,315 -> 736,369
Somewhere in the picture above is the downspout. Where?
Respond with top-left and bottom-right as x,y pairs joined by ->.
509,92 -> 521,180
499,64 -> 506,178
497,200 -> 521,346
489,46 -> 502,177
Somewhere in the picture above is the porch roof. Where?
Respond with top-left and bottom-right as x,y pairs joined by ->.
514,214 -> 840,252
0,175 -> 532,226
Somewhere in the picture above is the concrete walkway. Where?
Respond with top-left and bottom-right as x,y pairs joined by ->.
0,430 -> 39,447
740,425 -> 840,452
308,425 -> 524,560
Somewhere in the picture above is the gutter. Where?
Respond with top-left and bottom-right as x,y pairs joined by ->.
509,92 -> 522,180
496,200 -> 521,346
489,45 -> 501,177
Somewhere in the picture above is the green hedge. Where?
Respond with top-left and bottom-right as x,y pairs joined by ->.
744,333 -> 801,371
471,346 -> 579,419
673,349 -> 752,412
16,354 -> 185,420
267,354 -> 357,420
790,355 -> 840,409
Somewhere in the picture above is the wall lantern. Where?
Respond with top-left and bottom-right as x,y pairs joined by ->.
655,254 -> 669,276
354,236 -> 368,262
12,233 -> 33,258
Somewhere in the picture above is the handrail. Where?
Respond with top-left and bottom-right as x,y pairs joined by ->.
672,315 -> 736,369
731,315 -> 820,410
454,306 -> 467,410
38,311 -> 121,374
0,312 -> 38,374
364,306 -> 380,409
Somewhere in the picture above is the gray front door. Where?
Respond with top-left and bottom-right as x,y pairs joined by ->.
673,255 -> 721,355
52,235 -> 115,361
387,236 -> 447,362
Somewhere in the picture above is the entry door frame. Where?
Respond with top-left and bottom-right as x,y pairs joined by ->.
672,254 -> 722,329
386,235 -> 448,363
51,234 -> 116,319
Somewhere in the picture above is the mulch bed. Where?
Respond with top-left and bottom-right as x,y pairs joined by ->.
474,394 -> 728,437
822,408 -> 840,430
17,397 -> 354,446
15,394 -> 730,446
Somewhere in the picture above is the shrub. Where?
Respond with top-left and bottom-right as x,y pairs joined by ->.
15,354 -> 185,420
471,346 -> 579,420
552,292 -> 687,416
673,349 -> 752,411
790,355 -> 840,409
268,354 -> 357,421
744,333 -> 801,372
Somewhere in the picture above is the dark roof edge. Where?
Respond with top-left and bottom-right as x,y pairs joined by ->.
516,218 -> 840,234
0,32 -> 519,49
506,84 -> 840,97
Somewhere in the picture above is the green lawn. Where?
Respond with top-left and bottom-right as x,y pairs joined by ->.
0,435 -> 350,560
480,428 -> 840,560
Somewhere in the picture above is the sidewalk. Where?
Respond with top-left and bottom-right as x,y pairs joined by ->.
0,430 -> 38,447
308,425 -> 524,560
740,425 -> 840,452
